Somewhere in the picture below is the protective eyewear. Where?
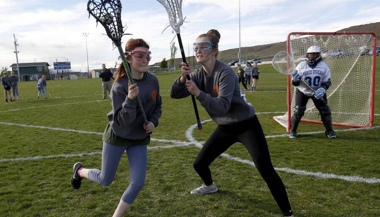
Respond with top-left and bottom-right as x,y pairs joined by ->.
193,41 -> 217,52
125,50 -> 152,62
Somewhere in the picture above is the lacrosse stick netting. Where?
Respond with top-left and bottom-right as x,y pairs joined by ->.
157,0 -> 203,130
272,51 -> 327,105
87,0 -> 149,125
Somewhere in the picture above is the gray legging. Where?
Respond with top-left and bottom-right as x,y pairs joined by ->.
12,85 -> 19,97
88,142 -> 147,204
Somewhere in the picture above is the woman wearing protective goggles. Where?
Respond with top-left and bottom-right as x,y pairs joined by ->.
170,29 -> 293,217
70,38 -> 162,217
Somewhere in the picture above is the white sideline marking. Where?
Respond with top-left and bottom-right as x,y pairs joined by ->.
185,120 -> 380,184
0,144 -> 193,163
0,100 -> 106,113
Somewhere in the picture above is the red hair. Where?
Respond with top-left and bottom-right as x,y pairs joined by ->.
115,38 -> 150,82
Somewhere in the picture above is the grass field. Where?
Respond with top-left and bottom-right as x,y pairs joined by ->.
0,60 -> 380,217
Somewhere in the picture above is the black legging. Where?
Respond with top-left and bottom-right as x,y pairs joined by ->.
239,77 -> 248,90
294,88 -> 327,109
193,115 -> 293,216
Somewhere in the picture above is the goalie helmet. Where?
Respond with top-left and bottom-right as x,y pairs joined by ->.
306,46 -> 322,67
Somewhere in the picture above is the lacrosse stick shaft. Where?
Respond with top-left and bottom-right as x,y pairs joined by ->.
117,45 -> 149,125
177,33 -> 202,130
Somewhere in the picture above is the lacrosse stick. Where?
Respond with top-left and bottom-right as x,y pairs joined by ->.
87,0 -> 149,126
157,0 -> 202,130
272,51 -> 327,105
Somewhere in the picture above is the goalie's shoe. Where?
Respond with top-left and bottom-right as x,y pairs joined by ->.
325,130 -> 337,139
289,131 -> 297,139
71,162 -> 83,189
190,182 -> 218,195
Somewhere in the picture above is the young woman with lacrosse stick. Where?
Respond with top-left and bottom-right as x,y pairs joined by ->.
289,46 -> 336,139
70,38 -> 162,217
170,29 -> 293,217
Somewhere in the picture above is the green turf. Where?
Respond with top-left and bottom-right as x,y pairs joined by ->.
0,58 -> 379,216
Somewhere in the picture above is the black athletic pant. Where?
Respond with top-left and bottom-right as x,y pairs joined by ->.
193,116 -> 293,216
294,88 -> 327,110
239,77 -> 248,90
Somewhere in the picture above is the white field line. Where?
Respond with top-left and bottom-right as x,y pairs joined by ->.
185,120 -> 380,184
0,121 -> 192,145
5,93 -> 102,103
0,121 -> 103,135
0,100 -> 106,113
1,119 -> 380,183
0,144 -> 193,163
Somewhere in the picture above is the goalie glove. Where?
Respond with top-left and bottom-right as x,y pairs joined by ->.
314,87 -> 326,99
292,70 -> 302,81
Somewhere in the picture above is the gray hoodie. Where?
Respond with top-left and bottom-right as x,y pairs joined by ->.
171,60 -> 255,125
107,72 -> 162,140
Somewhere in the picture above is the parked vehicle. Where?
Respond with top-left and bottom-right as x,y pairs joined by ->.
369,46 -> 380,56
322,50 -> 345,58
252,58 -> 261,63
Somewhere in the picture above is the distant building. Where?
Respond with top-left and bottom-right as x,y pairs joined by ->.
91,69 -> 102,78
10,62 -> 50,81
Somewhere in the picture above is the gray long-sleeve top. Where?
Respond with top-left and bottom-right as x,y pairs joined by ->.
107,72 -> 162,140
171,60 -> 255,126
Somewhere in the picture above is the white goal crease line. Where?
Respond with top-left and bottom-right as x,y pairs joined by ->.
186,120 -> 380,184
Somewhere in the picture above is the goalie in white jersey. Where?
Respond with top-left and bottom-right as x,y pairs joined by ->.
289,46 -> 336,139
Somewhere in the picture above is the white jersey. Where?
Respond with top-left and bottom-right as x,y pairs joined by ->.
295,61 -> 331,96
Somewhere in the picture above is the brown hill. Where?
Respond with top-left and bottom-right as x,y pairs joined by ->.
154,22 -> 380,67
218,22 -> 380,63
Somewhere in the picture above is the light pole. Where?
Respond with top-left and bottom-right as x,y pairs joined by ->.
13,34 -> 21,80
83,33 -> 90,78
238,0 -> 241,64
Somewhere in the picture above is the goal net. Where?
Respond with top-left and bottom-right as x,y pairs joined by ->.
273,32 -> 377,131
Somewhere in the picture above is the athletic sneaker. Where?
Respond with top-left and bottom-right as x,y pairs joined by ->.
190,182 -> 218,195
71,162 -> 83,189
289,131 -> 297,139
326,130 -> 337,139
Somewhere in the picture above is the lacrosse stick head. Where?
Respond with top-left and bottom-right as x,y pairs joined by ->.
87,0 -> 125,46
272,51 -> 296,75
157,0 -> 184,34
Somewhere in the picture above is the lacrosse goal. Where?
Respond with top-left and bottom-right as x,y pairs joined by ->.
273,32 -> 377,132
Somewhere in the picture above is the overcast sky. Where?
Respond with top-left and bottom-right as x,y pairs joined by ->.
1,0 -> 379,72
